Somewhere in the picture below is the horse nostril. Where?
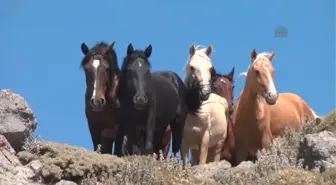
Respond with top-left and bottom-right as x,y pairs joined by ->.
90,98 -> 95,106
142,96 -> 148,104
133,95 -> 140,103
100,98 -> 106,105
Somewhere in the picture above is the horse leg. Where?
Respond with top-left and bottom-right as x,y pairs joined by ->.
101,129 -> 115,154
162,125 -> 171,159
153,126 -> 165,159
206,146 -> 216,163
191,149 -> 200,166
170,114 -> 186,156
180,138 -> 189,169
88,122 -> 103,152
145,106 -> 156,155
199,130 -> 210,165
127,128 -> 137,155
213,139 -> 225,162
113,122 -> 126,157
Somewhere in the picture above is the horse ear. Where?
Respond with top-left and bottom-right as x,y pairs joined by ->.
205,45 -> 213,56
81,42 -> 89,55
228,67 -> 235,80
189,44 -> 196,57
251,48 -> 257,63
144,44 -> 152,58
266,52 -> 275,62
105,41 -> 115,54
127,43 -> 134,56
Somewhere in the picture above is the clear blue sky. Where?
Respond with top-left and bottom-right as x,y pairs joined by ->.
0,0 -> 334,154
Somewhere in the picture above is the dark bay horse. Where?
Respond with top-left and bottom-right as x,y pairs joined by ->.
114,43 -> 188,157
210,68 -> 236,165
80,41 -> 120,154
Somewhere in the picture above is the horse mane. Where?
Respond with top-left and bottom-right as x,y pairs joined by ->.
183,45 -> 214,82
121,50 -> 151,72
80,41 -> 120,74
237,52 -> 272,79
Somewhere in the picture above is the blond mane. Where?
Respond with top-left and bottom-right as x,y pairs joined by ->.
183,45 -> 214,81
237,52 -> 273,79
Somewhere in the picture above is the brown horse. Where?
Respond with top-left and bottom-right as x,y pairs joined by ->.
80,41 -> 120,154
233,49 -> 319,165
210,68 -> 237,165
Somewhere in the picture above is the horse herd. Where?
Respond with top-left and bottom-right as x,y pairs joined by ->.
80,41 -> 319,168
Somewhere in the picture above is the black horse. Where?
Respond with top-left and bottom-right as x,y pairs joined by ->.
114,43 -> 188,156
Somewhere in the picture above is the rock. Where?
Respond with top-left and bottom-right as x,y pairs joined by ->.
26,160 -> 42,174
55,180 -> 78,185
0,89 -> 37,152
299,131 -> 336,172
0,134 -> 40,185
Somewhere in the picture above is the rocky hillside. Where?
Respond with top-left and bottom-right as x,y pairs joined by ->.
0,89 -> 335,185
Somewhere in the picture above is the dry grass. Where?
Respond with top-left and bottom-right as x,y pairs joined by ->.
14,109 -> 336,185
17,141 -> 124,184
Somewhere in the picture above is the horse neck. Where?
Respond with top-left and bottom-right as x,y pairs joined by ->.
239,81 -> 268,121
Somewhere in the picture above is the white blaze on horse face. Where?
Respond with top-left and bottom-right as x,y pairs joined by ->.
190,61 -> 212,86
262,63 -> 277,96
138,61 -> 142,67
92,59 -> 100,98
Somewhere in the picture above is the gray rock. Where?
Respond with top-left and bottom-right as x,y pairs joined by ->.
26,160 -> 42,174
0,134 -> 40,185
299,131 -> 336,172
0,89 -> 37,152
55,180 -> 78,185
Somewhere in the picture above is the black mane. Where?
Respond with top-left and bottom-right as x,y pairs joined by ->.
80,42 -> 120,75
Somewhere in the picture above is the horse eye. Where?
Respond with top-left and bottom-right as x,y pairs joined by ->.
190,66 -> 195,71
105,68 -> 109,72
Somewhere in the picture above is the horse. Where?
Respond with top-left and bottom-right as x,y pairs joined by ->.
233,49 -> 319,165
210,68 -> 237,165
181,44 -> 229,168
80,41 -> 120,154
113,43 -> 188,157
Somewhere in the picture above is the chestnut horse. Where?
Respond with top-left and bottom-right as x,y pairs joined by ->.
233,49 -> 319,165
210,68 -> 237,165
181,44 -> 229,168
80,41 -> 120,154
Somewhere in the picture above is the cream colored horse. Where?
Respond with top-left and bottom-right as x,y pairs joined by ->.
181,44 -> 229,168
233,49 -> 319,165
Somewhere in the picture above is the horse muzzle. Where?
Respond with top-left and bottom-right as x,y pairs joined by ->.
133,94 -> 148,110
265,91 -> 278,105
199,86 -> 211,101
90,97 -> 106,112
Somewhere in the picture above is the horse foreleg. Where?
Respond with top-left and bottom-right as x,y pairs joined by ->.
145,106 -> 156,155
113,123 -> 125,157
180,139 -> 189,169
214,139 -> 225,162
162,125 -> 171,159
170,114 -> 185,155
88,122 -> 103,152
101,129 -> 115,154
191,149 -> 200,166
262,128 -> 273,148
199,130 -> 210,165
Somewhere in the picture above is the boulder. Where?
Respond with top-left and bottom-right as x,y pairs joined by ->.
0,134 -> 41,185
299,131 -> 336,172
0,89 -> 37,152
